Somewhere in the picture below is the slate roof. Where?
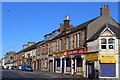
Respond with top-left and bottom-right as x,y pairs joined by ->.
86,23 -> 120,42
16,40 -> 44,53
51,16 -> 99,40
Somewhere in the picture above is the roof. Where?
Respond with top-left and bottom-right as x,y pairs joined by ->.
51,16 -> 99,40
86,23 -> 120,42
16,40 -> 44,53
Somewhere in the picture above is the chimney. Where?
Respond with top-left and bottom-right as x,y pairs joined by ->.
100,4 -> 110,16
63,15 -> 70,29
28,42 -> 35,46
23,44 -> 28,49
60,15 -> 73,32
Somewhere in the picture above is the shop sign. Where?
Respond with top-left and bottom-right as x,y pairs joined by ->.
100,54 -> 116,59
85,53 -> 98,61
53,48 -> 86,57
53,53 -> 64,57
67,48 -> 86,55
100,60 -> 116,63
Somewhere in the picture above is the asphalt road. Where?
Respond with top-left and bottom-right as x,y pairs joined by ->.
1,70 -> 51,80
1,70 -> 85,80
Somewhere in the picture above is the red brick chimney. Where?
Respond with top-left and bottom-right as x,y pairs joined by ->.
100,4 -> 110,16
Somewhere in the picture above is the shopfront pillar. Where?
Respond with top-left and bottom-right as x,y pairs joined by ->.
71,58 -> 74,76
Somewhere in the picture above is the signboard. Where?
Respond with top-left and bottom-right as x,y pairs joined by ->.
100,54 -> 116,59
85,53 -> 98,61
53,48 -> 86,57
100,60 -> 116,63
67,48 -> 86,55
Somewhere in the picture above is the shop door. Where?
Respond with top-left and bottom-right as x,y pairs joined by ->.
49,61 -> 53,71
62,58 -> 64,73
100,63 -> 116,77
34,61 -> 36,70
37,60 -> 39,70
88,63 -> 94,79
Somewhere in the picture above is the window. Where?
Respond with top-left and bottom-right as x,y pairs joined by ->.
101,38 -> 107,49
57,59 -> 60,67
77,33 -> 81,47
108,38 -> 114,49
75,34 -> 78,47
66,58 -> 71,67
100,38 -> 115,50
68,37 -> 71,49
60,39 -> 62,51
76,58 -> 82,67
10,56 -> 13,59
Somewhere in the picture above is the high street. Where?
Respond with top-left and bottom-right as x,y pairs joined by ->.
1,70 -> 83,80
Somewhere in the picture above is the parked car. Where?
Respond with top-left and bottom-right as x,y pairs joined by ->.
0,66 -> 4,69
16,65 -> 22,70
8,66 -> 12,70
11,66 -> 17,70
21,64 -> 33,71
6,66 -> 9,70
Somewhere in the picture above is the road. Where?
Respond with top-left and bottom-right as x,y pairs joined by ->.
1,70 -> 52,80
1,70 -> 83,80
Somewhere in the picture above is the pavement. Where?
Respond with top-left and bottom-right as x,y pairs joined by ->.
33,70 -> 83,78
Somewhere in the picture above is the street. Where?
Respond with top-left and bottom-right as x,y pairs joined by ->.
2,70 -> 51,78
1,70 -> 83,80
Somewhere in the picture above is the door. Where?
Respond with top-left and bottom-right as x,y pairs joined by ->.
100,63 -> 116,77
37,60 -> 39,70
62,58 -> 64,73
49,61 -> 53,71
34,61 -> 36,70
88,62 -> 94,79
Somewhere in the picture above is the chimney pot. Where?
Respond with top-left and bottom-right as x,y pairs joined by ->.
100,4 -> 110,16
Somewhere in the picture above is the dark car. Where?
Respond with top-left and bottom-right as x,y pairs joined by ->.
16,65 -> 22,70
0,66 -> 4,69
11,66 -> 17,70
21,64 -> 33,71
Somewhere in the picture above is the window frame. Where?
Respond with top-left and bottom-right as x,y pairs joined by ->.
100,38 -> 115,50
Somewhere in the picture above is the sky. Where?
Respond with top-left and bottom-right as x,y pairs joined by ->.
2,2 -> 118,58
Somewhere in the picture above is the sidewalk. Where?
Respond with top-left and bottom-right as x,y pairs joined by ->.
33,70 -> 84,78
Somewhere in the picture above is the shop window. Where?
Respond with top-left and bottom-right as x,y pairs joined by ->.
57,60 -> 60,67
66,58 -> 71,67
77,58 -> 82,67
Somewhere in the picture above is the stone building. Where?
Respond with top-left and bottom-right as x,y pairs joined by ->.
36,4 -> 120,79
3,51 -> 15,68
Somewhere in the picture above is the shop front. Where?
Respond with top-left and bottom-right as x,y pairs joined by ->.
85,53 -> 98,79
100,54 -> 116,77
53,48 -> 86,75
